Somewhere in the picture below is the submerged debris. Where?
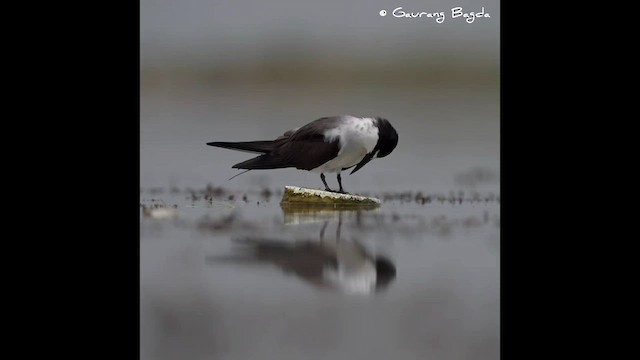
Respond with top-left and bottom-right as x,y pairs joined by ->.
139,186 -> 499,209
261,188 -> 273,200
142,206 -> 178,219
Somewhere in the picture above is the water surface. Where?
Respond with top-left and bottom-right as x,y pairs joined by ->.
140,84 -> 500,360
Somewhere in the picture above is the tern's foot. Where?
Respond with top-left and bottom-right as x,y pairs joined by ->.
326,189 -> 350,195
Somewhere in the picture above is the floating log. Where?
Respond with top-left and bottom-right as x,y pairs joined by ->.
280,186 -> 382,209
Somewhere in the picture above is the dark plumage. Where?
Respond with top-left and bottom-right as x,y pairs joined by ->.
207,116 -> 398,193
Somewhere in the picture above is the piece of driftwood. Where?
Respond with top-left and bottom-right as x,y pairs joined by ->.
142,207 -> 178,219
280,186 -> 382,209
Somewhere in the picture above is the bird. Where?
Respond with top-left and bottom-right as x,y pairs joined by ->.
206,230 -> 397,294
207,115 -> 398,193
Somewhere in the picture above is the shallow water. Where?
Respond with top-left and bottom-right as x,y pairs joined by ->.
140,84 -> 499,360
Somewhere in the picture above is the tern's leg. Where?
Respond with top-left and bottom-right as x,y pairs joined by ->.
336,212 -> 343,241
337,173 -> 349,194
320,221 -> 328,242
320,173 -> 332,192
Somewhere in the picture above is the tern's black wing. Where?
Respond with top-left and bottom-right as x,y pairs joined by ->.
208,238 -> 339,289
232,117 -> 343,171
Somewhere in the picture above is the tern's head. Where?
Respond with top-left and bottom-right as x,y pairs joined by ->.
375,118 -> 398,158
374,255 -> 397,292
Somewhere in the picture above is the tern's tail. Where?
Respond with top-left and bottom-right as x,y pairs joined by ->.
206,141 -> 276,154
207,140 -> 292,170
231,154 -> 291,170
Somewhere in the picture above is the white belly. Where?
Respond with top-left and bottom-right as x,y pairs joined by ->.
321,240 -> 377,294
311,144 -> 367,173
311,116 -> 379,174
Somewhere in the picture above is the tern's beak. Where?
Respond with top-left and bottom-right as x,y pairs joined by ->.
350,151 -> 375,175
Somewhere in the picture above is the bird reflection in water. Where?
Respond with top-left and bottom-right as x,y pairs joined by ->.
206,211 -> 396,294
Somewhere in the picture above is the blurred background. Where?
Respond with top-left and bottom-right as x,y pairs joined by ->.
141,1 -> 499,359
